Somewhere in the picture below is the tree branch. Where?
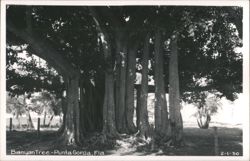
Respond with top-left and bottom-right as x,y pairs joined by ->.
88,6 -> 113,70
7,21 -> 78,78
88,7 -> 108,36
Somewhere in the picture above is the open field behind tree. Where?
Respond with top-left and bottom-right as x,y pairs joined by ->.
6,93 -> 243,130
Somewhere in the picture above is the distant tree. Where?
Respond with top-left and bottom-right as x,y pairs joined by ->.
30,91 -> 62,126
7,93 -> 35,130
6,94 -> 26,129
194,92 -> 222,129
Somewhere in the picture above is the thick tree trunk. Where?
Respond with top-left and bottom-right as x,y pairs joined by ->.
115,38 -> 128,133
169,32 -> 183,146
138,34 -> 151,138
154,29 -> 169,137
102,70 -> 117,137
60,76 -> 81,145
115,43 -> 121,130
85,82 -> 95,132
7,20 -> 82,145
94,78 -> 105,131
89,85 -> 96,130
57,97 -> 67,135
79,80 -> 86,134
102,41 -> 118,137
82,7 -> 118,138
136,88 -> 141,129
97,31 -> 117,137
84,80 -> 103,132
125,41 -> 138,134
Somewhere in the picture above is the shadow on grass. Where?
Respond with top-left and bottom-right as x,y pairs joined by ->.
6,127 -> 242,156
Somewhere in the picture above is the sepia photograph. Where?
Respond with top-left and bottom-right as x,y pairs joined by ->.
0,0 -> 249,161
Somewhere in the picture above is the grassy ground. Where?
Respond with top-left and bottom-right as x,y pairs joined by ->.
6,125 -> 242,156
6,94 -> 243,156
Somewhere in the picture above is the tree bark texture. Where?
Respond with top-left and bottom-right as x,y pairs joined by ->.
115,38 -> 128,133
154,29 -> 169,136
79,80 -> 86,134
89,7 -> 118,137
136,88 -> 141,129
101,37 -> 117,137
102,71 -> 117,137
125,41 -> 139,134
80,79 -> 103,133
169,32 -> 183,146
138,33 -> 151,138
57,97 -> 67,135
61,76 -> 81,145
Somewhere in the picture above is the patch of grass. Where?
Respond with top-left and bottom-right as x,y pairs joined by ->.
6,126 -> 242,156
